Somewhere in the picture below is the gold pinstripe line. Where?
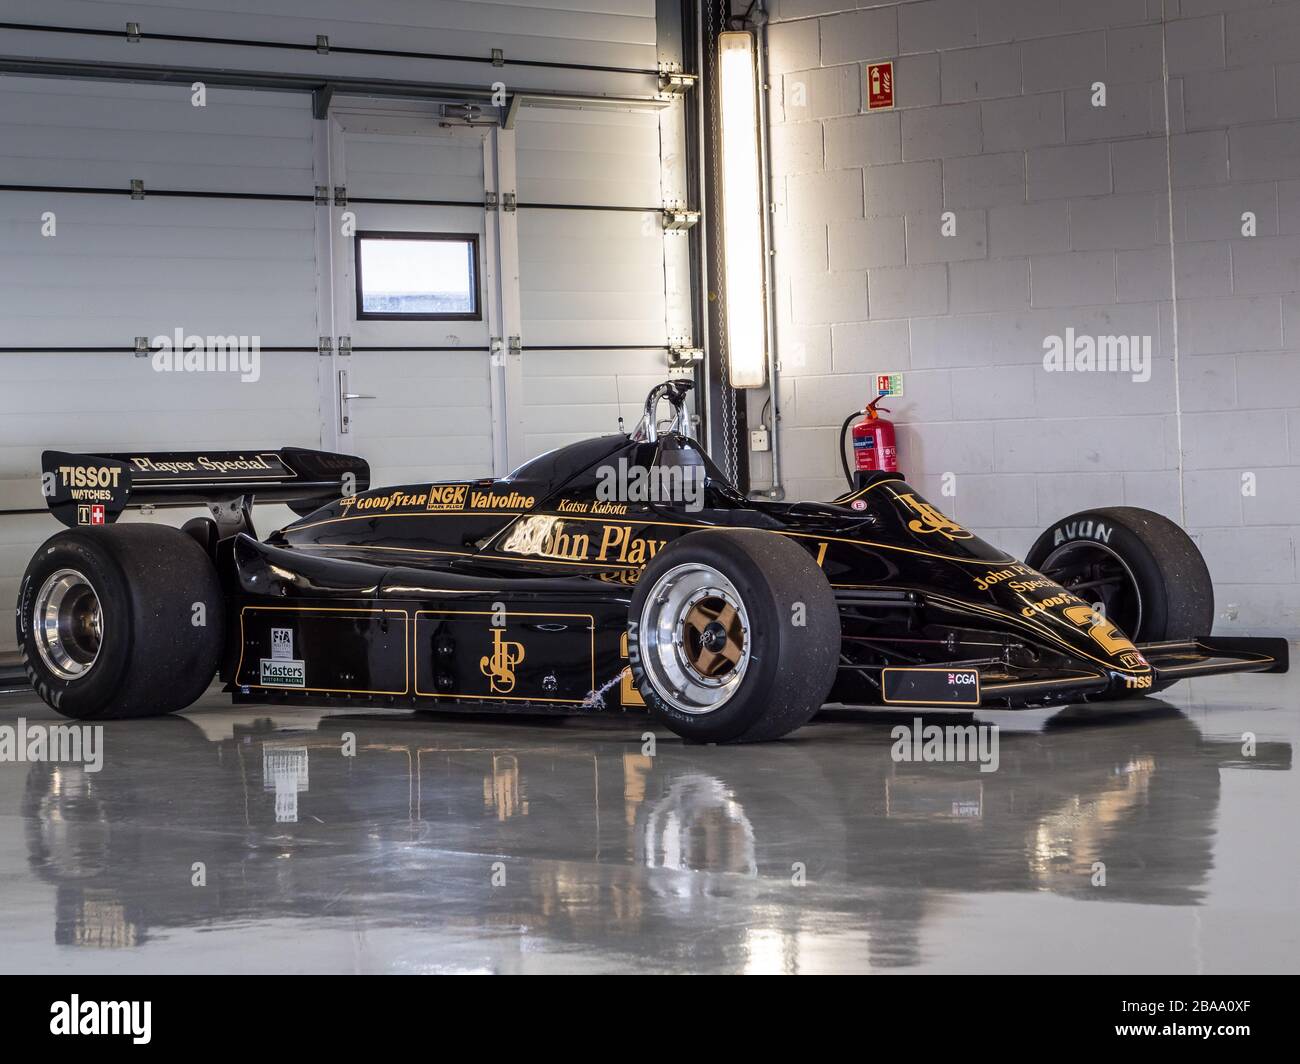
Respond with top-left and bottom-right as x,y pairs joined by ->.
290,542 -> 474,557
830,476 -> 905,504
292,505 -> 1018,567
289,510 -> 527,532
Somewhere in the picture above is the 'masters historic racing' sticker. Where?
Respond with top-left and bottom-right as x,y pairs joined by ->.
260,658 -> 305,688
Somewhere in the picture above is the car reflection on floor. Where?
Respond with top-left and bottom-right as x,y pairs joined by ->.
15,694 -> 1291,970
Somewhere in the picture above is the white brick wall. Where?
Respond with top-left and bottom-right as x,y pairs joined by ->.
762,0 -> 1300,636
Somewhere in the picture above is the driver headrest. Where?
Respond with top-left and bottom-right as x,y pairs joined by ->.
654,435 -> 706,468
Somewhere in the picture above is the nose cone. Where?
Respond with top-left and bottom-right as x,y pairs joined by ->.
981,566 -> 1151,677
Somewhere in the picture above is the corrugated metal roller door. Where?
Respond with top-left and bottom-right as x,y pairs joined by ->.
0,77 -> 320,652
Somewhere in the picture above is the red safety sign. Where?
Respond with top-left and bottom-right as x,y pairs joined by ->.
866,61 -> 894,110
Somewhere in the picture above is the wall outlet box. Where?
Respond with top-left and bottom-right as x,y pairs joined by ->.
750,426 -> 770,452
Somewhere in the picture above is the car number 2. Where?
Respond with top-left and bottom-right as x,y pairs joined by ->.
1062,604 -> 1135,656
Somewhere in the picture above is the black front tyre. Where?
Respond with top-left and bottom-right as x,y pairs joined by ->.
1025,506 -> 1213,643
16,525 -> 225,720
628,528 -> 840,743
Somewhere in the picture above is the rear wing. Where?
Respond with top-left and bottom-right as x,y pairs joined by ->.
41,447 -> 370,528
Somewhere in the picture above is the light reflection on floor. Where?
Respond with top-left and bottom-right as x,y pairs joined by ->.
0,663 -> 1295,973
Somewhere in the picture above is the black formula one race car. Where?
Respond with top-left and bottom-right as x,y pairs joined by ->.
17,380 -> 1288,742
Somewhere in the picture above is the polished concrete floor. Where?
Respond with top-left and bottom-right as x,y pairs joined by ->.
0,661 -> 1296,974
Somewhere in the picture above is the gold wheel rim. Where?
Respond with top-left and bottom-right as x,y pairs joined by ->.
682,597 -> 745,678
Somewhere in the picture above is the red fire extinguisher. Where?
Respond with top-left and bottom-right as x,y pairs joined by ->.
852,394 -> 899,474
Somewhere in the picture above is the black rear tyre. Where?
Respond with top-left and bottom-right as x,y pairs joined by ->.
16,524 -> 225,720
1025,506 -> 1213,643
628,528 -> 839,743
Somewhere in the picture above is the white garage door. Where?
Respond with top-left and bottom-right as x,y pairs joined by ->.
0,5 -> 692,658
0,76 -> 320,653
328,111 -> 497,487
516,104 -> 693,456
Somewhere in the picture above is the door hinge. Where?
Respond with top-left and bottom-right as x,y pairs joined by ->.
337,335 -> 351,356
657,65 -> 698,98
662,207 -> 699,231
668,345 -> 704,367
318,336 -> 333,357
130,178 -> 145,200
314,185 -> 330,205
502,192 -> 517,212
485,190 -> 498,210
333,185 -> 347,207
508,336 -> 522,356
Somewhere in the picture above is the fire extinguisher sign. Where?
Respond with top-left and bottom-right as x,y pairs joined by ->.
877,372 -> 903,398
866,61 -> 894,110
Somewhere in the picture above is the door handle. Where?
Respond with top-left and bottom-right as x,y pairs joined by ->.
338,369 -> 375,435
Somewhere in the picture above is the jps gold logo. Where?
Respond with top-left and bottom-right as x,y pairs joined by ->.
897,493 -> 972,541
480,627 -> 525,694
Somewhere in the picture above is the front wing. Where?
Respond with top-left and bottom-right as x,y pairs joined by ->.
875,636 -> 1287,708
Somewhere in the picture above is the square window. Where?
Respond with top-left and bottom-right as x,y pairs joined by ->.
354,231 -> 480,320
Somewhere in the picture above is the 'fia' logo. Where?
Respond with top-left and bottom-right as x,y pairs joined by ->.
480,627 -> 525,694
897,493 -> 972,541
